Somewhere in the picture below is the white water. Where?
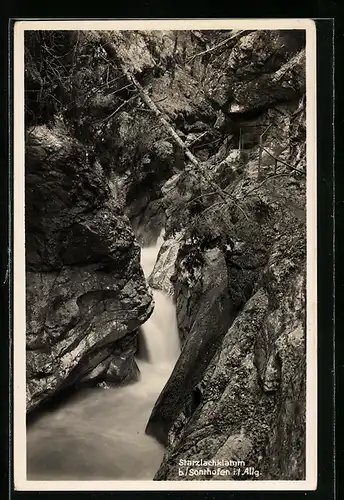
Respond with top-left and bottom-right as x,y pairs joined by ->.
27,233 -> 180,480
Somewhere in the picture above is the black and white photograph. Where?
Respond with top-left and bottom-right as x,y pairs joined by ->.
13,19 -> 317,491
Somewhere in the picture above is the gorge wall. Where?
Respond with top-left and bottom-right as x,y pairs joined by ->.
25,122 -> 154,412
25,28 -> 307,479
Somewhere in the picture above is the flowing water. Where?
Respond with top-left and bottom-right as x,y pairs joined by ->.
27,234 -> 180,480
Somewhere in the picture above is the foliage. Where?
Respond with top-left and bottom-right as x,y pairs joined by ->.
25,31 -> 138,171
25,30 -> 179,178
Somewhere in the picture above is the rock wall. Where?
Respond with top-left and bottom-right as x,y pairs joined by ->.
151,197 -> 306,480
143,30 -> 307,480
25,122 -> 153,413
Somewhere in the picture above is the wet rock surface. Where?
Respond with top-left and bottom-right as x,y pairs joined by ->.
146,248 -> 235,444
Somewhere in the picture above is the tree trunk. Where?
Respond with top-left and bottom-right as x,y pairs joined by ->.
98,33 -> 248,220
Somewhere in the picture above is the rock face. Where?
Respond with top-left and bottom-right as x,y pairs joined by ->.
204,30 -> 305,111
25,123 -> 153,413
152,206 -> 306,480
148,232 -> 184,295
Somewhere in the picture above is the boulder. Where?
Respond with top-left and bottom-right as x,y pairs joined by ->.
231,50 -> 306,112
149,233 -> 184,295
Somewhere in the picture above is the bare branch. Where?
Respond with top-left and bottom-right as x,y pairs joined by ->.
260,146 -> 306,175
193,136 -> 222,150
187,131 -> 208,147
196,200 -> 230,220
187,30 -> 252,63
168,190 -> 220,216
100,93 -> 138,123
242,173 -> 291,199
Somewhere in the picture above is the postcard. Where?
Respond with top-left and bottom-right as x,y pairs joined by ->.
12,18 -> 317,491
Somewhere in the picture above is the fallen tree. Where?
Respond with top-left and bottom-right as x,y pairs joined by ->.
96,31 -> 249,221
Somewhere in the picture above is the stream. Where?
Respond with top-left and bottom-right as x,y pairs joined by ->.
26,234 -> 180,480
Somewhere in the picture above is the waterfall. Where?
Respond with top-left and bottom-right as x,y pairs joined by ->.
140,289 -> 180,366
26,231 -> 180,481
139,232 -> 180,368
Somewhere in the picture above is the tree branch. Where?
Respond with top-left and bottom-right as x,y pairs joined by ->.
242,173 -> 290,198
98,34 -> 249,220
168,190 -> 220,216
260,146 -> 306,175
187,30 -> 252,63
100,93 -> 138,123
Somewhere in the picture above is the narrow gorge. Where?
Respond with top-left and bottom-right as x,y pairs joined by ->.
25,28 -> 307,481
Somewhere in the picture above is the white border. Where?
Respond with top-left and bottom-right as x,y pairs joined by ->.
13,18 -> 317,492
